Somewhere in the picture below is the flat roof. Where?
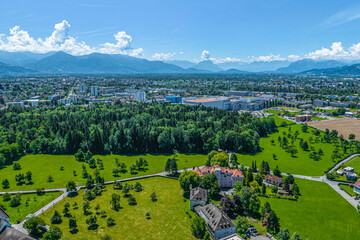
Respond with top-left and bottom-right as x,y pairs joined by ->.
186,99 -> 220,103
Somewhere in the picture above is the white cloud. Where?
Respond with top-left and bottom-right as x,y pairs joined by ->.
0,20 -> 143,56
305,42 -> 349,60
198,50 -> 242,64
250,54 -> 286,62
129,48 -> 144,57
212,57 -> 242,64
98,31 -> 132,54
201,50 -> 210,60
319,5 -> 360,29
152,52 -> 175,60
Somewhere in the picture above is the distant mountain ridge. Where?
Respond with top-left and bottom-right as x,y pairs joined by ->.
0,50 -> 357,75
275,59 -> 346,73
193,60 -> 223,72
302,63 -> 360,76
0,61 -> 36,74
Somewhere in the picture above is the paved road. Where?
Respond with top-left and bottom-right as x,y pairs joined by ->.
326,179 -> 359,208
328,153 -> 360,173
0,188 -> 66,195
5,152 -> 360,235
4,165 -> 203,234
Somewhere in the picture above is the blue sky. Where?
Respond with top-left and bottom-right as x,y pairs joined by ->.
1,0 -> 360,62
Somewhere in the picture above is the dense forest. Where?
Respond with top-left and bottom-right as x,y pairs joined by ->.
0,102 -> 277,165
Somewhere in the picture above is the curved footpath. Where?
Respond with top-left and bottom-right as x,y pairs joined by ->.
2,167 -> 202,234
2,154 -> 360,235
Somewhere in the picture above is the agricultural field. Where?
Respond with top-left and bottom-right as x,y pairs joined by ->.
0,192 -> 62,223
40,177 -> 195,240
237,122 -> 346,176
0,154 -> 206,191
260,179 -> 360,240
308,118 -> 360,140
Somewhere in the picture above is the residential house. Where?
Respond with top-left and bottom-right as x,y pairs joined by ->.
354,179 -> 360,194
193,166 -> 244,188
0,207 -> 35,239
220,233 -> 244,240
343,167 -> 357,181
264,174 -> 283,186
190,186 -> 208,210
194,204 -> 236,240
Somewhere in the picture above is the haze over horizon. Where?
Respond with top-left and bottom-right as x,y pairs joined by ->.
2,0 -> 360,63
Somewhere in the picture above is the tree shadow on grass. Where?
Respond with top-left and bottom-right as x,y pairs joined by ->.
68,192 -> 79,198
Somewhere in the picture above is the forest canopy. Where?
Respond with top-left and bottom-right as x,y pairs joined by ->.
0,102 -> 277,164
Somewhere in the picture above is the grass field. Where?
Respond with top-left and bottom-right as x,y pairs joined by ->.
269,116 -> 295,127
339,184 -> 357,197
40,177 -> 195,240
344,156 -> 360,174
312,117 -> 327,121
266,110 -> 297,117
260,179 -> 360,240
0,153 -> 206,191
308,118 -> 360,140
0,192 -> 62,223
237,122 -> 341,176
277,107 -> 301,112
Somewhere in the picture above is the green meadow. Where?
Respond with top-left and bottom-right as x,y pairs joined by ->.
0,153 -> 206,191
260,179 -> 360,240
41,177 -> 195,240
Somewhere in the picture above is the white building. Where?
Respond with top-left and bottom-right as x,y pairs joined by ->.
72,94 -> 78,104
194,204 -> 236,240
183,98 -> 230,110
59,98 -> 71,105
193,165 -> 244,188
91,86 -> 98,97
5,102 -> 24,107
26,99 -> 39,107
79,85 -> 87,92
190,186 -> 207,210
135,91 -> 147,102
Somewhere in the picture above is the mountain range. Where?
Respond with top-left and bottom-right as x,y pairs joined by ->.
0,50 -> 359,75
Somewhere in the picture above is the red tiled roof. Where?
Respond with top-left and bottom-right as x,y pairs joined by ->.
265,174 -> 282,183
193,165 -> 244,178
355,179 -> 360,189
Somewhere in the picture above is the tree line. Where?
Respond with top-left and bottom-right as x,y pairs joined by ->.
0,102 -> 277,166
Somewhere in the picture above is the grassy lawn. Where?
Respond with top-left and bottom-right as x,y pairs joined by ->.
40,177 -> 195,240
0,153 -> 206,191
0,192 -> 62,223
260,178 -> 360,240
339,184 -> 358,197
238,123 -> 343,176
312,117 -> 327,121
344,156 -> 360,174
266,110 -> 297,117
268,116 -> 295,127
277,107 -> 301,112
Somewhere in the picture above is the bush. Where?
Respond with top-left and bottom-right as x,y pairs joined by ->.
128,195 -> 137,205
9,194 -> 21,207
2,193 -> 11,202
51,210 -> 62,224
107,217 -> 116,227
150,192 -> 157,202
